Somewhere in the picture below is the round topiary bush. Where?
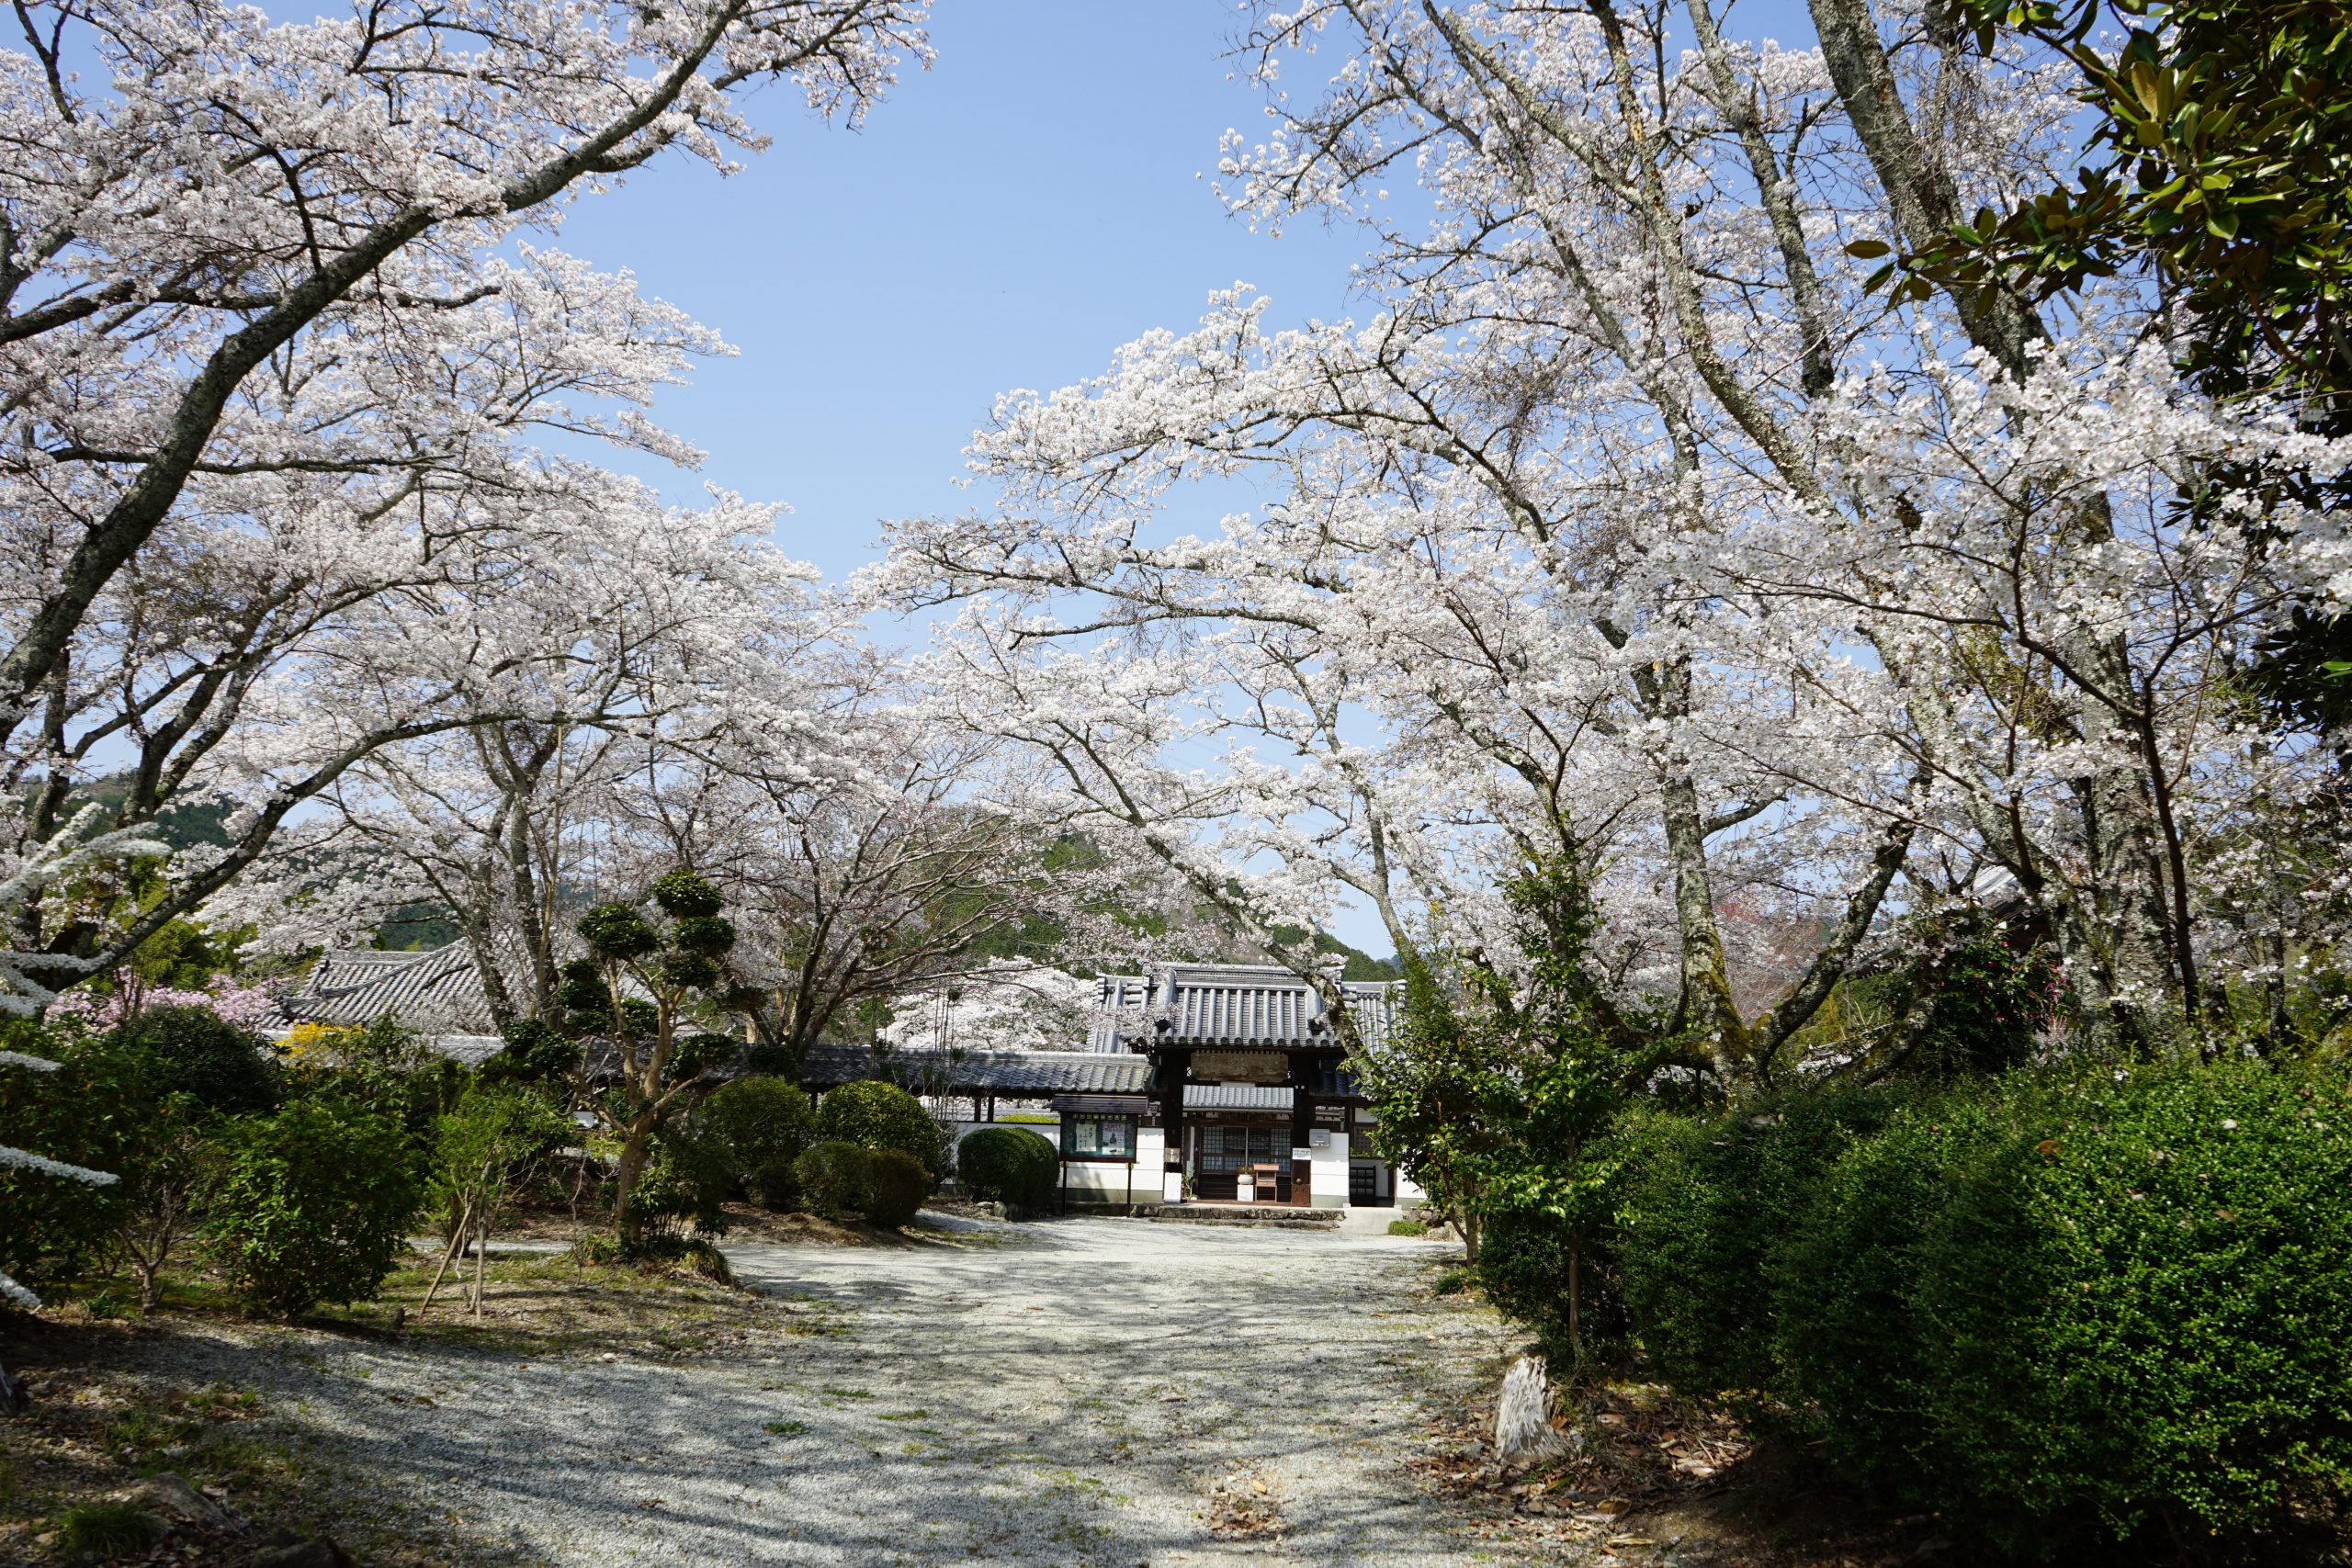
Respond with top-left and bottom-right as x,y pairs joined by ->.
861,1147 -> 931,1230
794,1139 -> 874,1218
699,1077 -> 815,1204
814,1080 -> 944,1181
956,1126 -> 1057,1212
199,1099 -> 423,1318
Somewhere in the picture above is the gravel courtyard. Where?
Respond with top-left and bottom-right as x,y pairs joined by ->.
150,1218 -> 1533,1566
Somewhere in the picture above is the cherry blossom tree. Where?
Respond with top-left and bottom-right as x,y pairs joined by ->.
874,0 -> 2352,1083
0,0 -> 928,1010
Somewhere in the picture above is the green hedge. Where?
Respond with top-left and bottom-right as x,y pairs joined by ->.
1616,1060 -> 2352,1557
814,1080 -> 943,1180
956,1126 -> 1057,1211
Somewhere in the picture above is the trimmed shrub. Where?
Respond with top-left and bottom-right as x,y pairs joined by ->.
815,1080 -> 944,1181
956,1126 -> 1057,1211
1614,1061 -> 2352,1558
1475,1204 -> 1627,1369
794,1140 -> 874,1218
862,1147 -> 931,1230
627,1129 -> 733,1238
699,1077 -> 814,1201
200,1099 -> 423,1318
105,1004 -> 277,1116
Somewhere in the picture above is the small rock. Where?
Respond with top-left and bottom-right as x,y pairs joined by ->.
128,1471 -> 237,1529
245,1537 -> 354,1568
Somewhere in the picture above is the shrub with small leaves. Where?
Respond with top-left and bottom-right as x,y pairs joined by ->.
815,1080 -> 944,1181
649,868 -> 724,919
956,1125 -> 1057,1211
861,1147 -> 931,1229
794,1140 -> 873,1218
200,1098 -> 423,1318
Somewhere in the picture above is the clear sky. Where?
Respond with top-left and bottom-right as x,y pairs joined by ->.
557,1 -> 1368,580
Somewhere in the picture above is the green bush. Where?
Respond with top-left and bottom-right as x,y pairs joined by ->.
1614,1061 -> 2352,1557
626,1127 -> 733,1239
699,1077 -> 814,1199
794,1140 -> 874,1218
1475,1204 -> 1627,1369
814,1080 -> 944,1180
199,1099 -> 424,1318
1615,1084 -> 1912,1396
105,1004 -> 277,1116
956,1126 -> 1057,1211
0,1026 -> 164,1290
861,1147 -> 931,1229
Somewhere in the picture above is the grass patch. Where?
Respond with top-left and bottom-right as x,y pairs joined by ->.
762,1421 -> 808,1438
1387,1217 -> 1428,1237
821,1386 -> 872,1400
876,1409 -> 930,1422
1431,1266 -> 1472,1295
51,1500 -> 155,1560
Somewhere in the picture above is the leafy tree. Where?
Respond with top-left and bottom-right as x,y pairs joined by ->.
571,869 -> 740,1250
695,1077 -> 816,1207
419,1085 -> 568,1318
103,1005 -> 276,1117
1357,854 -> 1656,1372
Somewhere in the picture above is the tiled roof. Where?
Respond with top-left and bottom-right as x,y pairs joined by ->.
799,1043 -> 1149,1097
1088,964 -> 1396,1051
1184,1083 -> 1294,1111
280,944 -> 498,1034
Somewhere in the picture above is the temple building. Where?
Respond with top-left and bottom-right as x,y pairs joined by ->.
804,962 -> 1422,1213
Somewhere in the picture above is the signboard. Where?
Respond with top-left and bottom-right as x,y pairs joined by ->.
1061,1113 -> 1139,1162
1191,1050 -> 1288,1085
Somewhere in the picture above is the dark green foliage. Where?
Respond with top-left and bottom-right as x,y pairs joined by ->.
0,1027 -> 153,1289
1615,1085 -> 1913,1396
103,1005 -> 275,1116
664,1032 -> 737,1084
656,951 -> 721,992
481,1017 -> 575,1085
1901,912 -> 2059,1077
625,1127 -> 734,1239
861,1147 -> 931,1229
1476,1206 -> 1624,1367
1614,1061 -> 2352,1556
200,1099 -> 424,1317
557,958 -> 609,1023
956,1126 -> 1058,1210
794,1139 -> 873,1217
649,868 -> 724,919
1356,852 -> 1649,1371
698,1077 -> 815,1205
576,903 -> 659,960
672,914 -> 735,954
814,1080 -> 944,1180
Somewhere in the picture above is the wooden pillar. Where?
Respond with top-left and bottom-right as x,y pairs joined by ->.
1159,1051 -> 1186,1198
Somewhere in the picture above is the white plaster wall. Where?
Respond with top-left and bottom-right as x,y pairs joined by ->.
1306,1130 -> 1350,1210
1394,1167 -> 1430,1212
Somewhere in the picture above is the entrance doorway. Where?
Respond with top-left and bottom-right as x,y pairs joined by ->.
1191,1123 -> 1293,1202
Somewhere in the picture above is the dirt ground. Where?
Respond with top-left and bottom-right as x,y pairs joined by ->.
2,1214 -> 1952,1568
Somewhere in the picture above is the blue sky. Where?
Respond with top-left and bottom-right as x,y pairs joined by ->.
558,1 -> 1368,580
555,0 -> 1824,956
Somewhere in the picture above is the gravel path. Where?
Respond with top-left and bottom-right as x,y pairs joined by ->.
136,1218 -> 1536,1566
